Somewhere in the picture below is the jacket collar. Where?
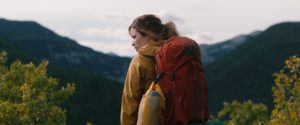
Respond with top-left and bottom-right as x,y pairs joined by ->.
138,40 -> 164,56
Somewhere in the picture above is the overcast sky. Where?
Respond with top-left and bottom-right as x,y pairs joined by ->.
1,0 -> 300,56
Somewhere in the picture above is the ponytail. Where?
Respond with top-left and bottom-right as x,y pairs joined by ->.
164,21 -> 179,37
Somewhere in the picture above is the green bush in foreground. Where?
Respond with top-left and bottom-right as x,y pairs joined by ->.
269,56 -> 300,125
0,51 -> 75,125
218,56 -> 300,125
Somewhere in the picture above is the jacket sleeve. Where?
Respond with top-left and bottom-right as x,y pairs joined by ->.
121,56 -> 145,125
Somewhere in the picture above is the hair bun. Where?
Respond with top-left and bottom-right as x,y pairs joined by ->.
164,21 -> 178,37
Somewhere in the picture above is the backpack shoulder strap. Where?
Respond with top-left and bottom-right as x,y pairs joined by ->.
140,55 -> 163,84
154,53 -> 164,73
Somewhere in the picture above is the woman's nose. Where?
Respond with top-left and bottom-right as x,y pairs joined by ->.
131,41 -> 135,46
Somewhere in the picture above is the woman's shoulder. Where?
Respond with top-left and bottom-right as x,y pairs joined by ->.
133,54 -> 153,62
131,55 -> 154,67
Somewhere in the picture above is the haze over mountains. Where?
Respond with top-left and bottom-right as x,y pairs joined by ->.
1,18 -> 300,124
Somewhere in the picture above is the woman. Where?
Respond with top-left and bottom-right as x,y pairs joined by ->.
120,14 -> 178,125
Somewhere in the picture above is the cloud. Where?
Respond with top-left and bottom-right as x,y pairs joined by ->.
186,33 -> 215,45
157,10 -> 213,44
78,39 -> 135,57
2,0 -> 300,57
51,12 -> 135,56
74,27 -> 134,56
53,11 -> 218,56
79,27 -> 129,41
158,10 -> 185,24
156,10 -> 189,34
101,13 -> 132,22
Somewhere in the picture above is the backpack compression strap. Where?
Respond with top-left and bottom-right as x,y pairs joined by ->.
155,53 -> 197,81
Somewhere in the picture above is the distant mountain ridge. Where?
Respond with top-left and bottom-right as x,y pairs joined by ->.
0,18 -> 131,82
205,22 -> 300,114
200,31 -> 262,65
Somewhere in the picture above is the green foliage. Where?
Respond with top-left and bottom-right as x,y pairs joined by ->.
86,122 -> 93,125
217,100 -> 269,125
269,56 -> 300,125
0,51 -> 75,125
217,56 -> 300,125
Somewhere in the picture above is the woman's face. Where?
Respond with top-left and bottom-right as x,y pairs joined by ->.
129,28 -> 150,52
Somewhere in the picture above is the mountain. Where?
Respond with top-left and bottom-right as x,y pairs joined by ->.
205,22 -> 300,115
0,32 -> 37,63
48,67 -> 123,125
3,17 -> 300,123
200,31 -> 262,65
0,18 -> 131,82
0,18 -> 129,125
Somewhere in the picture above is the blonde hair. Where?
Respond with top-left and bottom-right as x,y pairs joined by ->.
129,14 -> 179,41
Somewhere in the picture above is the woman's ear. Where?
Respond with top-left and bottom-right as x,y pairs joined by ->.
146,36 -> 154,41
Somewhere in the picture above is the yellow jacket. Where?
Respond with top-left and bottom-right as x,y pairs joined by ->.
121,41 -> 163,125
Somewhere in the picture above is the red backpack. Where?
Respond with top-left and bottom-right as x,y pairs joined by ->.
155,36 -> 209,125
